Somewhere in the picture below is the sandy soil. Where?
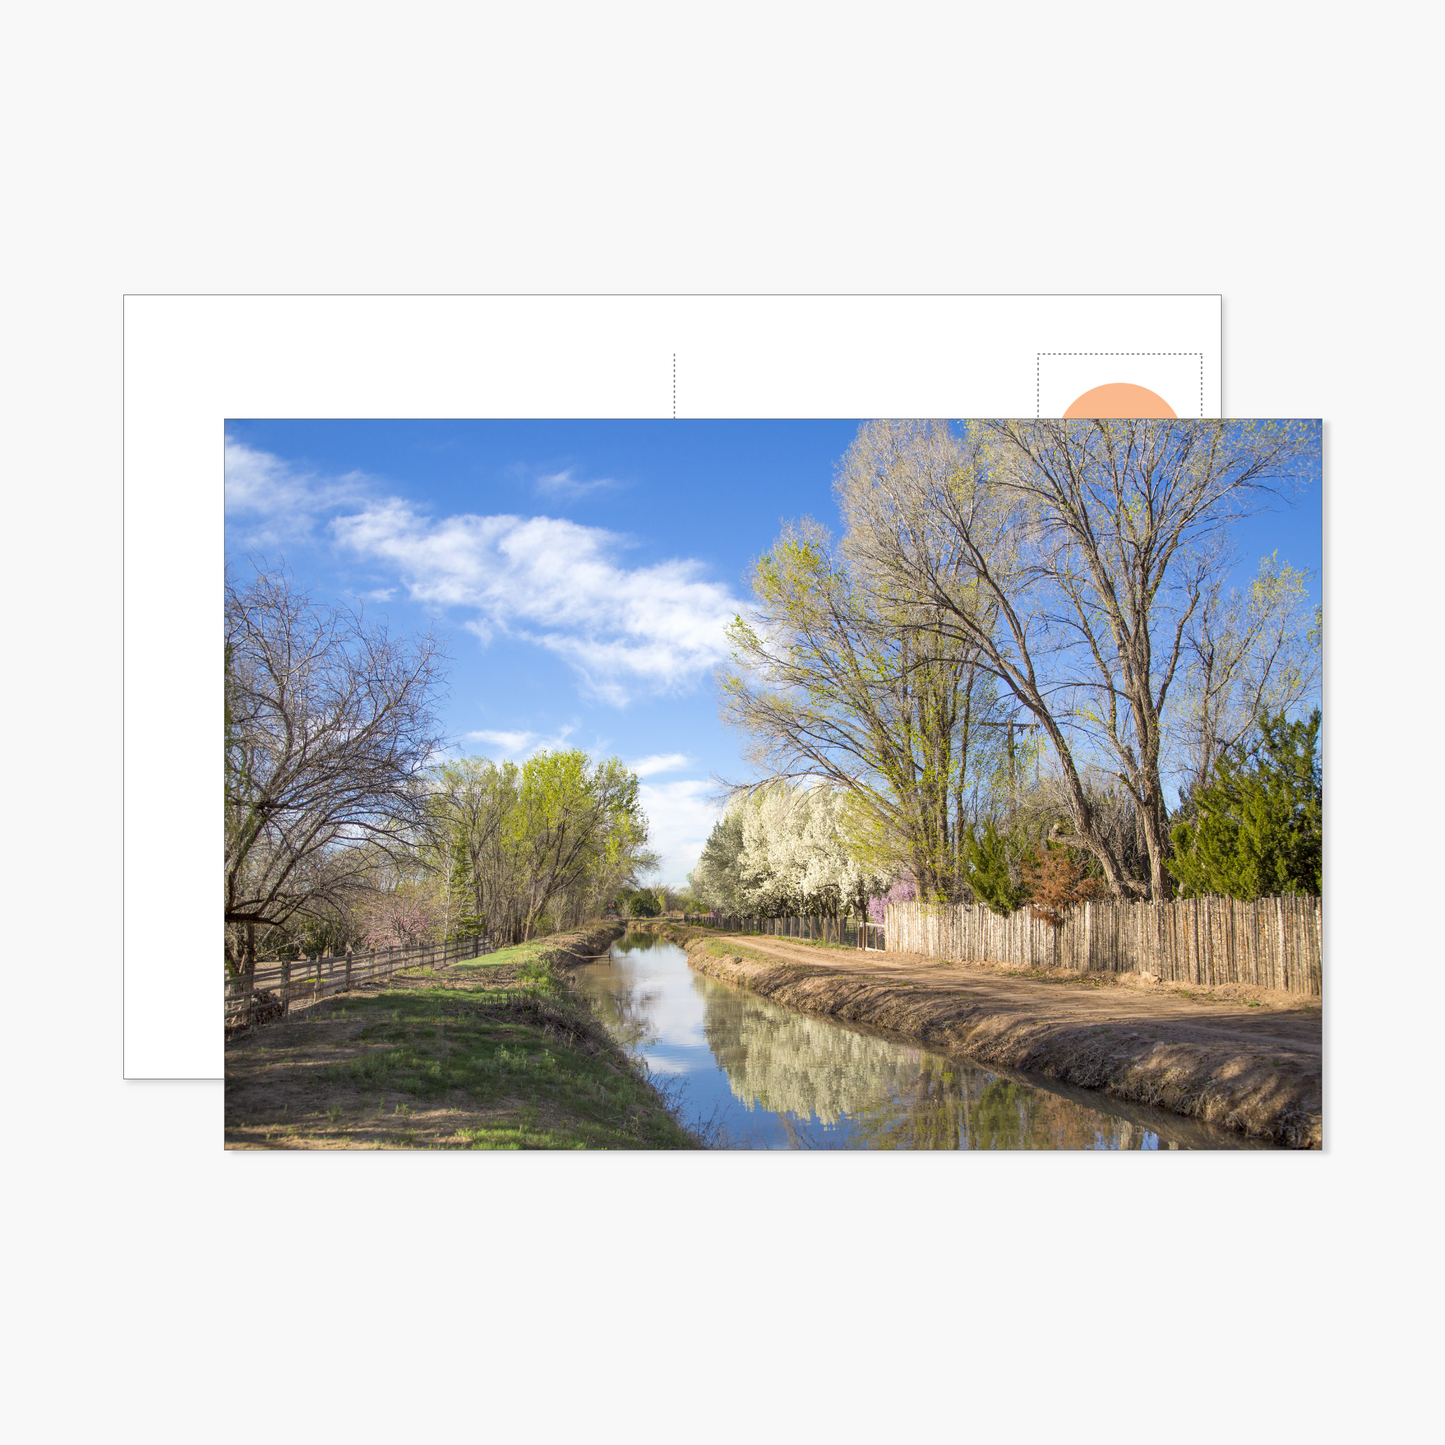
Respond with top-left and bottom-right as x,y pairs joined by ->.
676,929 -> 1322,1148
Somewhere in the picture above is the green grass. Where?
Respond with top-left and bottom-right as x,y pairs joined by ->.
252,982 -> 696,1149
449,935 -> 579,984
228,922 -> 693,1150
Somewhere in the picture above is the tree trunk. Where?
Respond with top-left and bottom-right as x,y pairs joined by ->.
1137,782 -> 1172,901
242,922 -> 256,1025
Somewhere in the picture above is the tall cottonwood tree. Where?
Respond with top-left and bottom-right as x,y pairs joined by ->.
510,750 -> 653,939
720,506 -> 1011,903
431,756 -> 525,940
838,418 -> 1320,900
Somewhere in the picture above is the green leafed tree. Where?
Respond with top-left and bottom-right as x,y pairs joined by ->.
690,807 -> 748,913
433,749 -> 656,943
627,890 -> 661,918
1167,709 -> 1322,899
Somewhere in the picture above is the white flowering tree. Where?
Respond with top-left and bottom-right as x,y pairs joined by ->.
732,782 -> 888,918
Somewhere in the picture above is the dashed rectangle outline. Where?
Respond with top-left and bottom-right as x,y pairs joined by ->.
1036,352 -> 1205,419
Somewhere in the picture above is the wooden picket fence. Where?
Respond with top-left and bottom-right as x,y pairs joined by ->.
884,895 -> 1322,996
224,933 -> 495,1028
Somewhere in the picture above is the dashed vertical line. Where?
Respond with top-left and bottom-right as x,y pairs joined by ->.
1035,353 -> 1206,418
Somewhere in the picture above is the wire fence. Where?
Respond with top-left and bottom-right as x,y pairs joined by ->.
224,933 -> 496,1028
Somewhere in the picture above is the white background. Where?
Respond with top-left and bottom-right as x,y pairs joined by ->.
5,4 -> 1439,1443
124,292 -> 1219,1080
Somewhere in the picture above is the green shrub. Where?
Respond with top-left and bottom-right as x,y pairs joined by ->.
1168,709 -> 1322,899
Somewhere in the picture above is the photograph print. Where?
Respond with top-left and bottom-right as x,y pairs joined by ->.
224,416 -> 1322,1150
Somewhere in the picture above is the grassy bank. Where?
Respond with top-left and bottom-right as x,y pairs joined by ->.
224,922 -> 701,1149
650,922 -> 1322,1149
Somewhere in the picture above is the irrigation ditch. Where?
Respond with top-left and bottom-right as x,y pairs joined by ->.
643,921 -> 1323,1149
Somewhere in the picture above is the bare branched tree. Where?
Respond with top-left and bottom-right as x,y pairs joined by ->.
1169,554 -> 1321,801
838,418 -> 1320,900
224,564 -> 449,993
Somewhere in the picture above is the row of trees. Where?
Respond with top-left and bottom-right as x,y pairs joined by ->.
694,418 -> 1322,915
224,565 -> 658,991
613,882 -> 695,918
431,752 -> 654,945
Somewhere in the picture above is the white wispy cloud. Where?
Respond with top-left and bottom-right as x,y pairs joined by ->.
465,725 -> 578,760
225,438 -> 741,704
627,753 -> 691,778
224,436 -> 372,546
638,778 -> 721,882
533,467 -> 621,499
331,501 -> 738,704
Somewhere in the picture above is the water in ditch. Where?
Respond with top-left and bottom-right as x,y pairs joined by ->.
572,931 -> 1274,1150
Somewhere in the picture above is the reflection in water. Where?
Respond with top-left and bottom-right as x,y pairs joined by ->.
575,933 -> 1269,1150
849,1067 -> 1163,1151
704,989 -> 912,1125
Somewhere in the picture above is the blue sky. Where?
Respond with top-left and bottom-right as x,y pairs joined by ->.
224,419 -> 1322,884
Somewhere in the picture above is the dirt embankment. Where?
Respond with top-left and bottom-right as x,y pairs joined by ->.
529,920 -> 627,975
655,925 -> 1322,1149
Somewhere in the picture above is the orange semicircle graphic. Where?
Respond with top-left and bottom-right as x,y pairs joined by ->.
1062,382 -> 1177,419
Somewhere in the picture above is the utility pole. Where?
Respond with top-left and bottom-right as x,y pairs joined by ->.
972,716 -> 1043,800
